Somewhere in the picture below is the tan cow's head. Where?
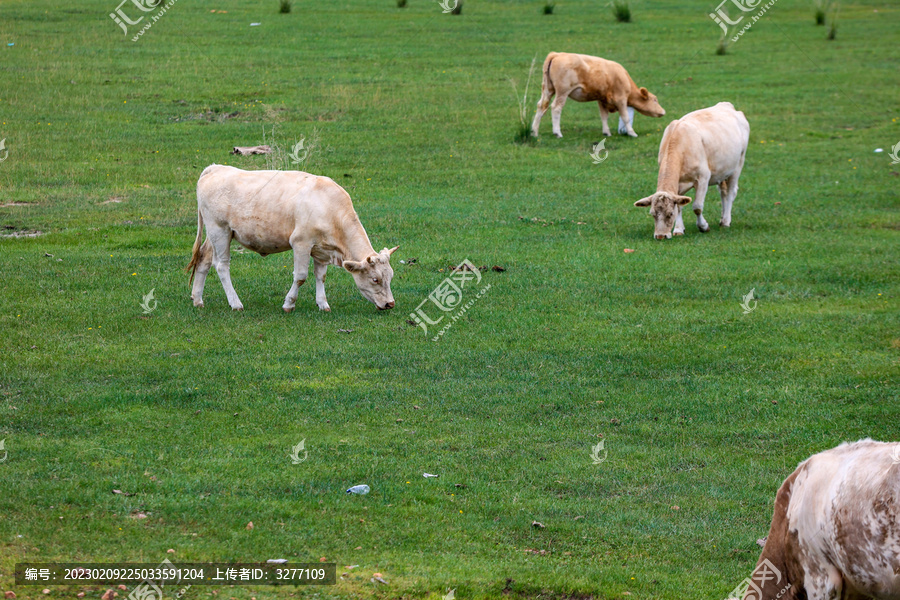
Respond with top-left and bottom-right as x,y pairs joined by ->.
631,87 -> 666,118
343,246 -> 398,310
635,192 -> 691,239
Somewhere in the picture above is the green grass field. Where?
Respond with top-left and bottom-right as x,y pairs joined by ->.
0,0 -> 898,598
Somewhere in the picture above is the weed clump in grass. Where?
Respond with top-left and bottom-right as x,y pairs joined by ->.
826,2 -> 839,39
716,33 -> 730,55
813,0 -> 830,24
451,0 -> 462,14
612,0 -> 630,23
543,1 -> 555,15
511,57 -> 538,145
279,0 -> 291,13
397,0 -> 407,7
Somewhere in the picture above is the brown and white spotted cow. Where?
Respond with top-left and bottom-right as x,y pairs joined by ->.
741,439 -> 900,600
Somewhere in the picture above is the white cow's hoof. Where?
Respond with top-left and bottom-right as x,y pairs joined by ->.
720,221 -> 731,228
319,306 -> 331,312
193,300 -> 204,308
553,133 -> 563,138
602,130 -> 612,137
699,225 -> 710,233
673,230 -> 685,237
626,130 -> 638,138
232,305 -> 244,311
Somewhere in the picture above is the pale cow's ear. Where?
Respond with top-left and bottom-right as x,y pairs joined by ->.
343,260 -> 366,273
675,195 -> 692,206
639,87 -> 649,100
634,196 -> 653,207
366,255 -> 376,265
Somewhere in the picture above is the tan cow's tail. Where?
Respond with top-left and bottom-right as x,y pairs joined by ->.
186,209 -> 205,285
538,52 -> 558,108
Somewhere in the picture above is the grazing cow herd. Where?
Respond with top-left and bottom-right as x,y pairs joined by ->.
184,51 -> 897,600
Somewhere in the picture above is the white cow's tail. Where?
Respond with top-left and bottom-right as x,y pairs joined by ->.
186,209 -> 204,285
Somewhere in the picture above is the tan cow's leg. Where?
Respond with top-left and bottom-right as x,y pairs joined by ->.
598,103 -> 611,137
313,259 -> 330,312
531,92 -> 552,137
208,226 -> 244,311
190,239 -> 213,307
550,92 -> 569,138
283,242 -> 311,313
616,99 -> 637,137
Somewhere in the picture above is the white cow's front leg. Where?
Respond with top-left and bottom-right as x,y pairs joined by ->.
550,92 -> 569,138
692,177 -> 711,233
313,260 -> 330,312
598,103 -> 611,137
616,100 -> 637,137
673,205 -> 686,236
209,228 -> 244,310
283,243 -> 311,313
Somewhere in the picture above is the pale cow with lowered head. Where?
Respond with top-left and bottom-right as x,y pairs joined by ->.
740,439 -> 900,600
635,101 -> 749,239
187,165 -> 398,312
531,52 -> 666,138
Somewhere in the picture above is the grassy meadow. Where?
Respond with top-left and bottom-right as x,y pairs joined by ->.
0,0 -> 898,598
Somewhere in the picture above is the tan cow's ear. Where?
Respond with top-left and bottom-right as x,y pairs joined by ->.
343,260 -> 365,273
634,197 -> 652,207
387,245 -> 399,256
640,87 -> 649,99
675,195 -> 692,206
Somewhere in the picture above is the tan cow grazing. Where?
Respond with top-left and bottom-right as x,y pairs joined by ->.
634,101 -> 749,239
187,165 -> 398,312
530,52 -> 665,138
739,439 -> 900,600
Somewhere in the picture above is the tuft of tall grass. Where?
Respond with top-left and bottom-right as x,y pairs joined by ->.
397,0 -> 407,7
813,0 -> 831,24
279,0 -> 291,13
543,1 -> 555,15
451,0 -> 462,14
511,57 -> 538,145
826,2 -> 839,39
612,0 -> 631,23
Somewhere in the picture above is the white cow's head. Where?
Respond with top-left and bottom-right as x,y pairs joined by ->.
343,246 -> 398,310
634,192 -> 691,239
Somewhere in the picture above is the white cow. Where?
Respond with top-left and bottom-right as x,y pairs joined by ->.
634,101 -> 749,239
743,439 -> 900,600
187,165 -> 398,312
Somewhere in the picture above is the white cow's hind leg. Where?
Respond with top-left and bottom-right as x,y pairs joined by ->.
598,104 -> 611,137
550,92 -> 569,138
283,242 -> 311,313
313,260 -> 330,312
208,227 -> 244,311
692,177 -> 711,233
190,239 -> 213,307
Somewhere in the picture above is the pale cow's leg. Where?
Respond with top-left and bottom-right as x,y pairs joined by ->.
692,176 -> 711,233
598,103 -> 611,137
673,205 -> 686,236
313,259 -> 330,312
531,90 -> 553,137
282,241 -> 311,313
550,92 -> 570,138
617,100 -> 637,137
208,225 -> 244,311
720,152 -> 745,227
190,239 -> 213,307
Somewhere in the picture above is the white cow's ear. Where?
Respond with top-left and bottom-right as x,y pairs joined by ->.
675,195 -> 692,206
634,197 -> 652,207
344,260 -> 366,273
